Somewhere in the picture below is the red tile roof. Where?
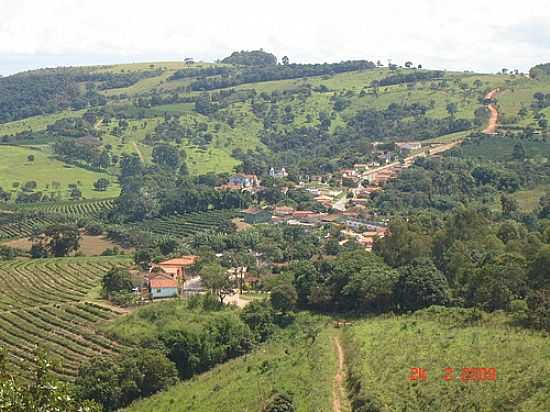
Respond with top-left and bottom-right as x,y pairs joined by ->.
150,278 -> 177,288
159,256 -> 198,267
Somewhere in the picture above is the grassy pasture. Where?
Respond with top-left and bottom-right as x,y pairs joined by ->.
343,307 -> 550,412
0,145 -> 120,199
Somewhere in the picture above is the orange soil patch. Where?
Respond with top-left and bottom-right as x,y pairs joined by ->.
483,89 -> 499,134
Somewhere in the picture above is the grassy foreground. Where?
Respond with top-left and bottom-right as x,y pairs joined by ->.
124,313 -> 338,412
343,307 -> 550,412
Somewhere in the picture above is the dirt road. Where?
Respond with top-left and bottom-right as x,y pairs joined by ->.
332,335 -> 348,412
483,89 -> 499,134
133,142 -> 145,162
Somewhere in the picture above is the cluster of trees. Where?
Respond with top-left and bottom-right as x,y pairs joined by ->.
188,60 -> 376,92
30,224 -> 80,258
373,207 -> 550,329
46,117 -> 97,138
0,71 -> 105,123
109,154 -> 250,222
374,70 -> 444,87
221,49 -> 278,66
53,140 -> 112,170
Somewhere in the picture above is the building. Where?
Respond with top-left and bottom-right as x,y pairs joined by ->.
396,141 -> 422,155
242,208 -> 272,224
228,174 -> 259,188
152,256 -> 199,280
269,167 -> 288,178
149,274 -> 178,299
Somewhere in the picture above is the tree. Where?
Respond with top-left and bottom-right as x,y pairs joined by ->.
152,143 -> 181,170
512,142 -> 526,160
263,391 -> 295,412
22,181 -> 37,192
75,349 -> 177,411
404,61 -> 413,68
446,102 -> 458,118
240,300 -> 275,342
94,177 -> 110,191
528,245 -> 550,289
200,262 -> 233,303
501,194 -> 519,217
36,224 -> 80,257
26,154 -> 34,162
0,348 -> 101,412
270,283 -> 297,313
395,258 -> 450,312
282,55 -> 290,65
70,186 -> 82,200
102,268 -> 133,298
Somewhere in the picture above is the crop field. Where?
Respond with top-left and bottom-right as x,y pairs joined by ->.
0,257 -> 131,379
0,213 -> 69,241
343,307 -> 550,412
132,209 -> 239,239
125,314 -> 338,412
12,198 -> 115,218
0,145 -> 120,199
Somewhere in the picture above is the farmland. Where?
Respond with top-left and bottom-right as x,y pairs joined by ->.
0,256 -> 131,379
343,307 -> 550,412
128,209 -> 240,239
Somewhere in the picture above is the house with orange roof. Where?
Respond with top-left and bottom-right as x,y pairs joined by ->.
149,273 -> 179,299
152,256 -> 199,280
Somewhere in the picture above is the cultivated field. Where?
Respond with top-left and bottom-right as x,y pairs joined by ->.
0,256 -> 131,379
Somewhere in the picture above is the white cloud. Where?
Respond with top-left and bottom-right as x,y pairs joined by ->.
0,0 -> 549,75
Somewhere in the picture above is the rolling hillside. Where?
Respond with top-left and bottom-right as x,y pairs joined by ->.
1,58 -> 532,189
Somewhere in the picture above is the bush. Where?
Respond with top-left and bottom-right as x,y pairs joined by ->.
263,391 -> 295,412
85,223 -> 104,236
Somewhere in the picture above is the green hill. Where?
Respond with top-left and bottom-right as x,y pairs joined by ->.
343,307 -> 550,412
124,314 -> 339,412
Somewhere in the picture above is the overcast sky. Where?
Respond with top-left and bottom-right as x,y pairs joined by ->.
1,0 -> 549,76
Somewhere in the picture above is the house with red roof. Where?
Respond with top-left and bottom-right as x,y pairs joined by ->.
149,273 -> 178,299
152,256 -> 199,280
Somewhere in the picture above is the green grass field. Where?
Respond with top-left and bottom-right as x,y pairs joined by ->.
0,110 -> 86,137
343,307 -> 550,412
510,184 -> 549,212
124,313 -> 339,412
0,145 -> 120,199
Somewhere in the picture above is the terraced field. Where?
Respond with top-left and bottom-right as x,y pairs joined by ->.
0,213 -> 69,241
133,209 -> 239,238
0,257 -> 131,379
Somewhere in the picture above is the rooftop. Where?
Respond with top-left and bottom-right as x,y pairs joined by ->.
159,256 -> 199,267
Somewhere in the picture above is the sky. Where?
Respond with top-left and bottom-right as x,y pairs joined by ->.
1,0 -> 549,76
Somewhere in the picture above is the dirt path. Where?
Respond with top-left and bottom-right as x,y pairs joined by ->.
483,89 -> 499,134
132,141 -> 145,162
332,335 -> 349,412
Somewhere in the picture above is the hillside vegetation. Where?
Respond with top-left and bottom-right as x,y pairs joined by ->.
124,313 -> 337,412
343,307 -> 550,412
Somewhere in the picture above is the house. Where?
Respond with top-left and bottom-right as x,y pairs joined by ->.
242,208 -> 272,224
152,256 -> 199,280
273,206 -> 295,216
269,167 -> 288,178
149,274 -> 178,299
228,174 -> 259,188
396,141 -> 422,155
